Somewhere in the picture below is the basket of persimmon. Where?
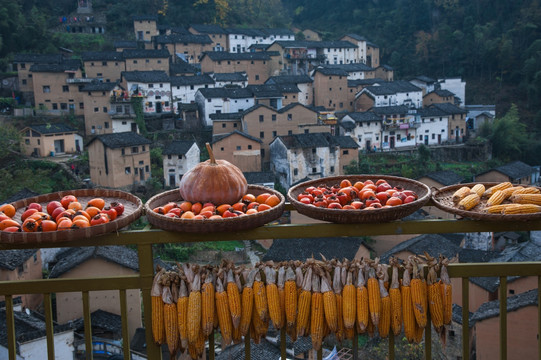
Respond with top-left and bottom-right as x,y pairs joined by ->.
0,189 -> 143,244
144,143 -> 285,233
287,175 -> 431,223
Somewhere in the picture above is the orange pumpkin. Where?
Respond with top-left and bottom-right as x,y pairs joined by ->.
178,143 -> 247,205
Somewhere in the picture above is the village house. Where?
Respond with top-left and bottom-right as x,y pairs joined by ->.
366,41 -> 380,68
226,27 -> 295,53
354,80 -> 423,111
270,132 -> 359,190
465,104 -> 496,135
266,40 -> 326,76
290,27 -> 322,41
438,77 -> 466,106
177,103 -> 200,130
265,75 -> 314,105
372,105 -> 418,150
121,70 -> 172,114
48,246 -> 142,339
423,88 -> 456,107
416,106 -> 450,145
209,71 -> 249,87
340,111 -> 382,151
210,111 -> 244,135
312,67 -> 350,111
81,51 -> 125,83
340,34 -> 370,65
152,34 -> 214,63
247,84 -> 288,109
113,39 -> 138,52
133,15 -> 158,43
375,64 -> 394,81
199,51 -> 278,85
211,130 -> 262,172
474,160 -> 538,185
30,59 -> 87,116
162,140 -> 200,187
20,123 -> 81,157
0,250 -> 43,310
170,59 -> 199,76
86,131 -> 152,188
188,24 -> 228,52
409,75 -> 438,95
122,49 -> 170,74
427,102 -> 467,143
195,87 -> 255,127
13,53 -> 65,102
170,74 -> 215,106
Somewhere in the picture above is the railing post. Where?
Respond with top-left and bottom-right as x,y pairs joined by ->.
208,332 -> 215,360
280,326 -> 287,359
500,276 -> 507,360
119,289 -> 130,360
462,277 -> 470,360
44,293 -> 55,360
245,331 -> 251,360
538,276 -> 541,360
425,300 -> 431,360
389,333 -> 395,360
5,295 -> 16,360
82,291 -> 93,360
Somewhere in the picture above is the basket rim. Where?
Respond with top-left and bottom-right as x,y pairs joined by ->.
287,175 -> 431,223
431,182 -> 541,221
144,184 -> 285,232
0,188 -> 143,244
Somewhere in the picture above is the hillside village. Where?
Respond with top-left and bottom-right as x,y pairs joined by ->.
2,2 -> 541,360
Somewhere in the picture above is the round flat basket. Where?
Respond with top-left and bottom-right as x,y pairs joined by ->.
0,188 -> 143,244
145,185 -> 285,233
287,175 -> 431,224
432,182 -> 541,221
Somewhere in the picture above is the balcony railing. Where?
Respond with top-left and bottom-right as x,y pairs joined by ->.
1,202 -> 541,360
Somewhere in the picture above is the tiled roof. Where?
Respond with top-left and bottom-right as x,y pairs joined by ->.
420,170 -> 464,186
163,140 -> 198,156
27,123 -> 77,135
380,234 -> 461,263
49,246 -> 139,278
263,237 -> 369,262
343,33 -> 368,41
277,102 -> 316,114
87,131 -> 152,149
244,171 -> 275,184
0,250 -> 37,270
343,111 -> 381,123
82,81 -> 119,92
431,89 -> 455,97
197,87 -> 253,99
170,74 -> 214,86
371,105 -> 411,116
132,15 -> 158,21
273,40 -> 356,49
153,34 -> 212,44
29,61 -> 81,72
210,72 -> 248,82
13,53 -> 64,64
413,75 -> 437,83
261,28 -> 295,36
81,51 -> 124,61
202,51 -> 272,61
265,75 -> 313,84
276,83 -> 300,93
320,63 -> 374,72
348,78 -> 385,87
170,60 -> 199,75
212,130 -> 262,144
209,111 -> 244,120
69,309 -> 122,334
113,40 -> 138,49
226,27 -> 266,37
189,24 -> 227,34
428,102 -> 467,114
277,132 -> 357,150
471,288 -> 538,324
313,67 -> 348,77
492,161 -> 534,180
246,84 -> 284,98
417,106 -> 449,117
365,80 -> 422,96
451,304 -> 473,325
122,49 -> 170,59
170,26 -> 191,35
122,70 -> 169,83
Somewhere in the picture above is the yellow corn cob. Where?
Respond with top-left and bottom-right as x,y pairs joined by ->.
187,273 -> 202,344
452,186 -> 473,203
458,193 -> 480,210
378,279 -> 391,338
239,270 -> 255,337
163,286 -> 179,356
310,273 -> 325,351
427,265 -> 443,331
332,264 -> 344,342
512,187 -> 540,195
440,258 -> 453,325
483,181 -> 513,198
284,267 -> 298,328
253,271 -> 268,322
413,321 -> 424,344
320,271 -> 338,333
503,204 -> 541,214
509,193 -> 541,205
195,327 -> 206,357
401,267 -> 416,343
355,265 -> 369,333
201,272 -> 215,337
389,260 -> 402,336
470,183 -> 486,197
232,322 -> 242,344
366,312 -> 375,338
215,277 -> 233,348
296,267 -> 313,337
367,266 -> 381,326
342,269 -> 356,330
151,268 -> 165,345
502,186 -> 523,199
410,260 -> 427,328
278,267 -> 286,329
177,280 -> 189,350
486,189 -> 506,206
485,204 -> 520,214
265,266 -> 283,329
226,269 -> 241,330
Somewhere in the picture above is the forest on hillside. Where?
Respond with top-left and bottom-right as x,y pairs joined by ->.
1,0 -> 541,163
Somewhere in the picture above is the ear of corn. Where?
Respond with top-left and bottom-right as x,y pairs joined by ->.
265,266 -> 283,329
440,259 -> 453,325
512,187 -> 540,195
503,204 -> 541,214
177,279 -> 189,350
355,265 -> 369,333
485,204 -> 519,214
427,264 -> 444,331
486,189 -> 505,206
163,286 -> 179,356
401,267 -> 416,343
509,193 -> 541,205
285,267 -> 298,328
226,269 -> 241,330
278,266 -> 286,328
239,269 -> 255,336
389,259 -> 402,336
452,186 -> 473,203
410,259 -> 427,328
187,272 -> 202,344
310,273 -> 324,351
483,181 -> 513,198
151,269 -> 165,345
458,193 -> 480,210
378,278 -> 391,338
215,277 -> 233,348
501,186 -> 523,199
333,264 -> 345,342
320,270 -> 338,333
367,265 -> 381,326
201,272 -> 215,337
470,183 -> 486,197
342,269 -> 356,330
253,271 -> 268,322
413,321 -> 424,344
296,267 -> 313,337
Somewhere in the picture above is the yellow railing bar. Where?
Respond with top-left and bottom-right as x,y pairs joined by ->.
119,289 -> 130,360
6,295 -> 16,360
82,291 -> 93,360
500,276 -> 507,360
462,277 -> 470,360
44,293 -> 55,360
0,276 -> 144,294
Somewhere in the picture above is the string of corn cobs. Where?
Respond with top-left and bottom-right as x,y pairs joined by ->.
151,255 -> 455,358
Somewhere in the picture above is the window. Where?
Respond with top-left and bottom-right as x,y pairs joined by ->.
168,155 -> 172,159
60,103 -> 67,110
272,131 -> 277,137
260,131 -> 264,138
145,165 -> 149,172
396,134 -> 401,140
288,130 -> 292,135
255,75 -> 259,81
248,145 -> 252,149
121,148 -> 125,155
272,114 -> 276,121
509,289 -> 515,295
304,129 -> 309,134
158,60 -> 162,64
94,107 -> 99,112
419,135 -> 423,141
312,148 -> 316,154
52,103 -> 58,110
432,134 -> 435,139
233,123 -> 238,128
259,115 -> 264,122
22,79 -> 27,85
312,168 -> 317,173
133,60 -> 138,64
221,147 -> 224,151
222,123 -> 226,128
331,166 -> 335,173
132,147 -> 139,153
190,85 -> 194,90
134,168 -> 139,175
25,139 -> 30,145
343,150 -> 349,155
287,114 -> 292,121
293,168 -> 298,176
43,86 -> 50,93
146,59 -> 150,63
79,103 -> 84,109
20,63 -> 26,69
125,167 -> 131,174
37,139 -> 40,145
236,145 -> 241,150
149,84 -> 154,88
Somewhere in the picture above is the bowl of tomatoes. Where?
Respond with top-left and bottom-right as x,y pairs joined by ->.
287,175 -> 431,223
0,189 -> 143,244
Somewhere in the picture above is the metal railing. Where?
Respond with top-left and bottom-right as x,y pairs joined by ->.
1,204 -> 541,360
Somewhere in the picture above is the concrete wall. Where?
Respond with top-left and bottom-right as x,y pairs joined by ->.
134,19 -> 157,42
212,134 -> 261,172
32,70 -> 85,116
83,90 -> 114,135
200,57 -> 272,84
313,72 -> 350,111
83,59 -> 125,83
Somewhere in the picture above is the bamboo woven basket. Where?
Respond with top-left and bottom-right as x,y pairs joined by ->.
287,175 -> 431,223
144,185 -> 285,233
0,188 -> 143,244
431,182 -> 541,221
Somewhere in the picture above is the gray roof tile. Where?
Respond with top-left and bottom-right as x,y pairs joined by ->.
263,237 -> 369,262
81,51 -> 124,61
163,140 -> 198,155
471,288 -> 538,324
0,250 -> 38,270
202,51 -> 272,61
122,49 -> 170,59
170,74 -> 214,86
87,131 -> 152,149
420,170 -> 464,186
122,70 -> 169,83
27,123 -> 77,135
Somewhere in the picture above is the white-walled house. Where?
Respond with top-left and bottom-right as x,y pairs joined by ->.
321,41 -> 358,65
226,28 -> 295,53
340,34 -> 368,64
356,80 -> 423,109
209,72 -> 249,87
162,140 -> 200,187
121,71 -> 172,114
195,87 -> 255,127
265,75 -> 314,106
373,105 -> 418,150
416,107 -> 449,145
438,77 -> 466,106
317,63 -> 375,80
170,74 -> 215,107
340,111 -> 382,151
